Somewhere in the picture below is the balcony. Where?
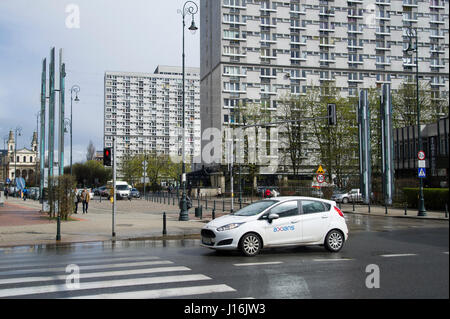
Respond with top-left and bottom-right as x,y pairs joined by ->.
375,0 -> 391,5
402,0 -> 418,7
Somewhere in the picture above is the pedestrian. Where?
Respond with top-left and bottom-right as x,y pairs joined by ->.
23,188 -> 28,201
81,188 -> 90,214
4,188 -> 8,200
265,189 -> 271,199
217,186 -> 222,198
74,189 -> 80,214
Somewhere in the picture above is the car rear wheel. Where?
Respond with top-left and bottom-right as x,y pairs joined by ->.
342,197 -> 348,204
240,233 -> 262,257
325,230 -> 344,253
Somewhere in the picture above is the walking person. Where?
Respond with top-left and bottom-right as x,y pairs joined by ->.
74,189 -> 80,214
81,188 -> 90,214
23,188 -> 28,201
4,188 -> 8,200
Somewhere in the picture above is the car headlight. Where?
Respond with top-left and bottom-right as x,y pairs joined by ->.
216,223 -> 244,232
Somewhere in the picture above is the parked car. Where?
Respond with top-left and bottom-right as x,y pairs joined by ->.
113,182 -> 131,200
201,197 -> 348,256
130,188 -> 141,198
28,187 -> 40,200
331,189 -> 362,204
257,186 -> 280,198
95,186 -> 107,196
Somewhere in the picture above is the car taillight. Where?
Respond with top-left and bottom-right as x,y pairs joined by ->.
334,206 -> 344,218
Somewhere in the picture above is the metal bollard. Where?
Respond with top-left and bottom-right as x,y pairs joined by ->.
162,212 -> 167,236
385,203 -> 388,215
352,199 -> 355,212
206,199 -> 208,211
405,204 -> 408,216
212,208 -> 215,220
445,203 -> 448,218
56,216 -> 61,241
223,199 -> 225,212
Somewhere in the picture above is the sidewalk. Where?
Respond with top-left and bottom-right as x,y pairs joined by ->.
340,203 -> 449,220
0,198 -> 209,248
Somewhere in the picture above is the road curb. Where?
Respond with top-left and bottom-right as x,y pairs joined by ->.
343,210 -> 449,221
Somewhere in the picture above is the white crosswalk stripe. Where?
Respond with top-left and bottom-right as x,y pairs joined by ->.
0,253 -> 236,299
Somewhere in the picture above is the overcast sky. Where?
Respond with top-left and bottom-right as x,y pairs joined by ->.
0,0 -> 201,165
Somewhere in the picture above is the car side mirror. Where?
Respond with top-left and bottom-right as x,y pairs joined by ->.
268,213 -> 279,222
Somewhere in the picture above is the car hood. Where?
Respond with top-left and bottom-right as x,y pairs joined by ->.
204,214 -> 254,229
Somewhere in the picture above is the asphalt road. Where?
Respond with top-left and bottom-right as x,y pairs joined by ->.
0,214 -> 447,300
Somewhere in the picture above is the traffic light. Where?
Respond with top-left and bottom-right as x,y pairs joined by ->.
328,103 -> 337,126
103,147 -> 112,167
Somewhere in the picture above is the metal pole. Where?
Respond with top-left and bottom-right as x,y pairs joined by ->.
58,49 -> 65,177
40,59 -> 46,210
179,4 -> 188,221
414,29 -> 426,217
70,90 -> 73,176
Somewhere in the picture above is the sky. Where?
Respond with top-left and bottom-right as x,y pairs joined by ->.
0,0 -> 201,166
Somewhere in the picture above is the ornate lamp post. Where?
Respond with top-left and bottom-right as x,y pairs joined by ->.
69,85 -> 80,176
178,1 -> 198,221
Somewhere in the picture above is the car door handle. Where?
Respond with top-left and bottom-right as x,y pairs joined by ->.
291,220 -> 301,224
321,216 -> 329,219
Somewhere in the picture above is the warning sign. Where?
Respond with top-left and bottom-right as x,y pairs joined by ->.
316,165 -> 325,174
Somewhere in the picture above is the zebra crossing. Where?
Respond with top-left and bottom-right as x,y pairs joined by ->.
0,251 -> 236,299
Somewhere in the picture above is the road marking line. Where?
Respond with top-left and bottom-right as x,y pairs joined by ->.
0,260 -> 173,276
380,254 -> 417,258
67,284 -> 235,299
0,266 -> 190,285
0,256 -> 161,271
313,258 -> 353,262
233,262 -> 283,267
0,274 -> 211,298
0,252 -> 154,264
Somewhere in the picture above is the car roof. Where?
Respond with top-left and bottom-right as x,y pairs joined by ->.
266,196 -> 336,205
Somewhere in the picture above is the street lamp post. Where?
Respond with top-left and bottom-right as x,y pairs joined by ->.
178,1 -> 198,221
14,127 -> 22,192
405,27 -> 426,216
70,85 -> 80,176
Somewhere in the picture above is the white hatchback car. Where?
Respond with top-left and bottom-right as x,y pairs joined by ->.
201,197 -> 348,256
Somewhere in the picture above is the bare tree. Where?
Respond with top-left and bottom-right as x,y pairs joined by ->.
86,141 -> 96,162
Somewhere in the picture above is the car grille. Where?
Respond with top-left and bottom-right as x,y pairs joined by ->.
201,229 -> 216,238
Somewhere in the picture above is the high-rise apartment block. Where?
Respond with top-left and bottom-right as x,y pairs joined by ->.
200,0 -> 449,173
104,66 -> 201,174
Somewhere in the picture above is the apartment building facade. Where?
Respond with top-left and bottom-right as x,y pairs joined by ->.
200,0 -> 449,176
104,66 -> 201,176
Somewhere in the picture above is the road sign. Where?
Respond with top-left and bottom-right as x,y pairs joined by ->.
418,168 -> 426,178
417,151 -> 426,161
317,174 -> 325,184
316,165 -> 325,174
418,160 -> 426,168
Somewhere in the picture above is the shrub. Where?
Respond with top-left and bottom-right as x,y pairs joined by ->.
403,188 -> 449,211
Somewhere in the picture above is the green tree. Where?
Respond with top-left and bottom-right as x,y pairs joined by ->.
71,160 -> 111,187
309,85 -> 359,188
392,81 -> 433,128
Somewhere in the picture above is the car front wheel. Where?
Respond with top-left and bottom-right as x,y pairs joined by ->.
325,230 -> 345,253
240,233 -> 262,257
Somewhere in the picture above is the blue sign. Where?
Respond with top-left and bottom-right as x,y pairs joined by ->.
418,168 -> 426,178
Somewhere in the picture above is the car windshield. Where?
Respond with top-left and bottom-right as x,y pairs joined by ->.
233,200 -> 278,216
116,185 -> 128,190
